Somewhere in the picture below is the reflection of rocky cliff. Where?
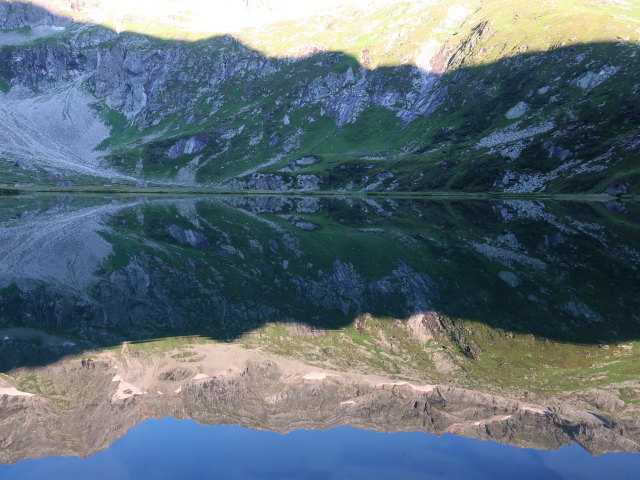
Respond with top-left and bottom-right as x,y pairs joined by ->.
0,195 -> 639,353
1,345 -> 638,465
1,195 -> 639,462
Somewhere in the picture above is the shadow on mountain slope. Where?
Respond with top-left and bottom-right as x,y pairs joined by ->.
0,0 -> 638,194
0,194 -> 639,371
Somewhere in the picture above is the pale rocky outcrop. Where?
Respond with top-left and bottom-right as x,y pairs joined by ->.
505,101 -> 530,119
1,350 -> 638,465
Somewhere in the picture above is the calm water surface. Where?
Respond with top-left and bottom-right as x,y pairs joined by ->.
2,419 -> 640,480
0,195 -> 638,478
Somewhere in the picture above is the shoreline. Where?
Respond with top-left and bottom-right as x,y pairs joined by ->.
0,186 -> 636,202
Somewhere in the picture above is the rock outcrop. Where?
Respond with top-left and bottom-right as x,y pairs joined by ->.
0,0 -> 637,193
1,350 -> 638,465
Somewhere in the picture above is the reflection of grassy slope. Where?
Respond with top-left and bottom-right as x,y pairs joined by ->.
2,196 -> 640,407
6,323 -> 639,437
243,316 -> 640,405
95,197 -> 640,343
17,317 -> 638,410
0,76 -> 10,93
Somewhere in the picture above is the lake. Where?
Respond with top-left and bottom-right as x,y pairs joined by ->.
0,194 -> 638,477
2,419 -> 640,480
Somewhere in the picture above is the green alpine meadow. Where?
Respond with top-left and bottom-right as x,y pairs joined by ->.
0,0 -> 638,195
0,1 -> 638,478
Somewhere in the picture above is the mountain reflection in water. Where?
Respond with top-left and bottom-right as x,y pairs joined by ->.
1,195 -> 638,348
0,194 -> 638,468
2,420 -> 640,480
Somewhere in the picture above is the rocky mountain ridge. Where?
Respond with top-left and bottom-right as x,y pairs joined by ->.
0,193 -> 639,463
0,0 -> 638,193
1,344 -> 639,465
0,195 -> 639,439
1,195 -> 639,349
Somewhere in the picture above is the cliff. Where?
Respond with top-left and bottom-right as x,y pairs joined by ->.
0,0 -> 638,193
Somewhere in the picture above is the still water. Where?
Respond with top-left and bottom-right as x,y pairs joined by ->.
0,194 -> 638,478
3,419 -> 640,480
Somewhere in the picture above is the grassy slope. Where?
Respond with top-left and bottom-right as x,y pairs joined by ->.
81,198 -> 635,344
1,1 -> 638,191
85,0 -> 639,192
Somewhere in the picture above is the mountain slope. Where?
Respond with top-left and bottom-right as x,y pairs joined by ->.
1,346 -> 638,464
0,0 -> 638,193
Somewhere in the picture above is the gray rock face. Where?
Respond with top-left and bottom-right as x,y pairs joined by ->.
279,156 -> 318,172
505,101 -> 530,119
502,172 -> 519,185
576,66 -> 619,90
166,135 -> 208,159
13,159 -> 36,171
3,41 -> 92,89
362,172 -> 395,191
293,197 -> 320,213
93,42 -> 163,119
279,215 -> 318,231
230,173 -> 289,190
89,35 -> 272,127
167,224 -> 209,249
0,357 -> 638,465
543,141 -> 572,161
229,173 -> 321,191
295,260 -> 437,317
498,271 -> 520,287
604,200 -> 628,215
605,182 -> 630,196
537,233 -> 567,251
580,389 -> 626,413
295,156 -> 317,167
294,174 -> 321,190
